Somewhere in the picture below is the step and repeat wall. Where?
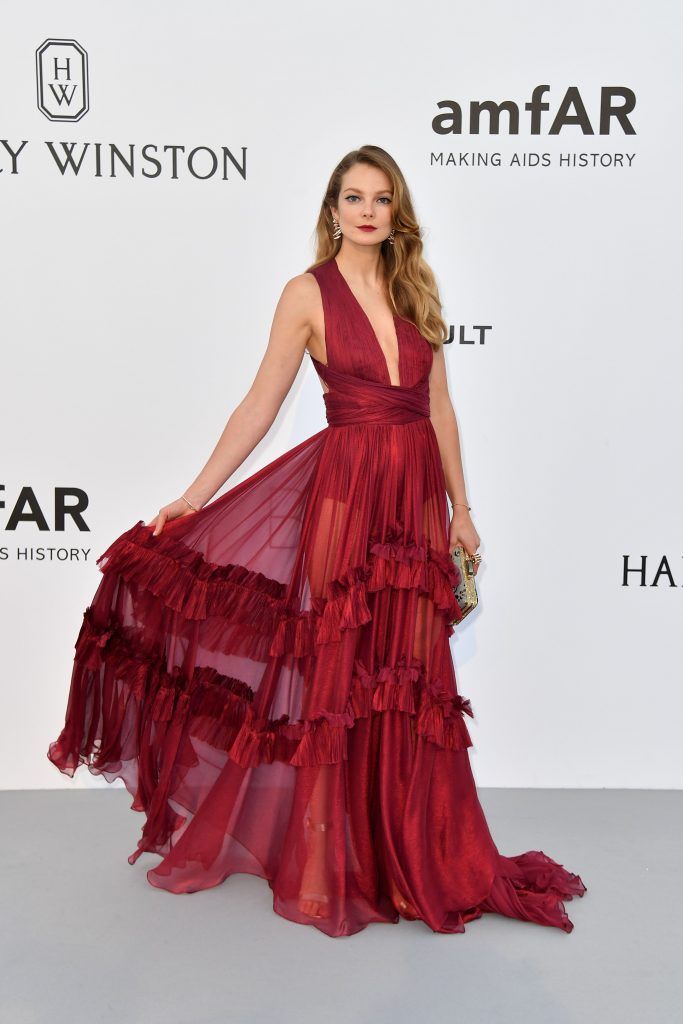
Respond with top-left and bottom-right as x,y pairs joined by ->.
2,2 -> 679,790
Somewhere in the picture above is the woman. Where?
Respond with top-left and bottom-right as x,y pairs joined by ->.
48,145 -> 586,937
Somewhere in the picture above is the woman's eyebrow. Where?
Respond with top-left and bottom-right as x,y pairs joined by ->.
342,186 -> 393,194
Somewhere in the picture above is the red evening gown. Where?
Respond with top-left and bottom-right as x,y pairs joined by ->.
47,255 -> 587,937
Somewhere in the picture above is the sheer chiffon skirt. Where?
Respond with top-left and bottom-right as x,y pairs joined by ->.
48,417 -> 586,937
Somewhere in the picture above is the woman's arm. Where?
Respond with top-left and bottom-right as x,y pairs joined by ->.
428,344 -> 481,561
149,273 -> 316,534
429,344 -> 468,508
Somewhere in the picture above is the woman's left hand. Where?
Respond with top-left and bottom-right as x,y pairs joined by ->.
448,507 -> 481,573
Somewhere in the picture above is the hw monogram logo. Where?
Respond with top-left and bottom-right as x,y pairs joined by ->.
35,38 -> 89,122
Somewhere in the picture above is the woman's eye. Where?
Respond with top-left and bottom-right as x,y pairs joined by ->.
344,195 -> 392,204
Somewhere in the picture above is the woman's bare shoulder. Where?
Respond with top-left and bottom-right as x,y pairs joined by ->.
276,270 -> 322,325
284,270 -> 321,298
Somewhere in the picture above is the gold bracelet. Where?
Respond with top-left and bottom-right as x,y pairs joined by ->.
452,502 -> 472,511
181,494 -> 199,511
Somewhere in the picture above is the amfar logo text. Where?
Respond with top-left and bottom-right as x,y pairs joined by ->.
432,85 -> 636,135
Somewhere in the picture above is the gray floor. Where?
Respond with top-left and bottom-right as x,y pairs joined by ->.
3,787 -> 680,1024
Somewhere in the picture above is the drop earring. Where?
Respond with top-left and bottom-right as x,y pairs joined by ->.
388,228 -> 395,245
331,217 -> 342,240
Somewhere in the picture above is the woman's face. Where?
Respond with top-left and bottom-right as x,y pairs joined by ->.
331,163 -> 394,246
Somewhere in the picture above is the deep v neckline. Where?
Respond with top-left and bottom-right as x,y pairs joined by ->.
332,256 -> 402,388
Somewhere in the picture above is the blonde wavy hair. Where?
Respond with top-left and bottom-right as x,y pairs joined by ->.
306,145 -> 448,349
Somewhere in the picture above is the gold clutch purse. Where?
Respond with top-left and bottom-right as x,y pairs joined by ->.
448,545 -> 479,625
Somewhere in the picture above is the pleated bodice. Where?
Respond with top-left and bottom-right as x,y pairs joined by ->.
306,257 -> 433,425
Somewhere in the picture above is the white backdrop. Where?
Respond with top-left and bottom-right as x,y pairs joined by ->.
2,0 -> 680,791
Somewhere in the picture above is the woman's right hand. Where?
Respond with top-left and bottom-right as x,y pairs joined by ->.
146,497 -> 201,536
